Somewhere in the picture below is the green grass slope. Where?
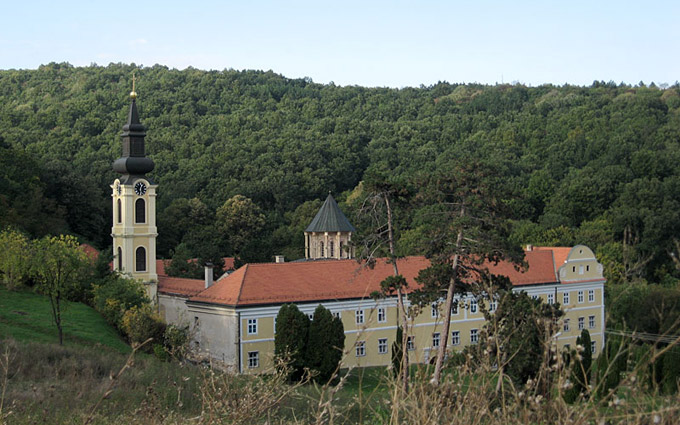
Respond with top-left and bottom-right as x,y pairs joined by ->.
0,287 -> 130,353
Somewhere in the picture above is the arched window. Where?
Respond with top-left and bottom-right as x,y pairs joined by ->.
339,241 -> 344,259
330,241 -> 334,258
319,241 -> 324,257
117,247 -> 122,271
117,199 -> 122,224
135,199 -> 145,223
136,247 -> 146,272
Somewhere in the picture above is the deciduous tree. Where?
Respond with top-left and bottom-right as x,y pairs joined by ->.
31,234 -> 89,345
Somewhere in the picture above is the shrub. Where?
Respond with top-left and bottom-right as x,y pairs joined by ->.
662,345 -> 680,395
92,275 -> 148,329
121,305 -> 166,350
164,324 -> 189,360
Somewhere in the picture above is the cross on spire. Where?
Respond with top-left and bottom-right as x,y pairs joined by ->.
130,71 -> 138,100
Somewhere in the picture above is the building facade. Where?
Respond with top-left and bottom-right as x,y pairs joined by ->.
155,195 -> 605,373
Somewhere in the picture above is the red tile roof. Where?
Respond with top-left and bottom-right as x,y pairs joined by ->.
533,246 -> 571,268
157,275 -> 206,297
80,244 -> 100,262
187,250 -> 560,307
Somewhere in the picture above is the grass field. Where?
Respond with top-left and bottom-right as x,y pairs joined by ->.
0,287 -> 130,353
1,287 -> 678,424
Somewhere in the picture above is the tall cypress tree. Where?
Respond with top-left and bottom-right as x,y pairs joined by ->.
392,326 -> 404,377
565,329 -> 593,403
274,304 -> 309,381
306,304 -> 345,383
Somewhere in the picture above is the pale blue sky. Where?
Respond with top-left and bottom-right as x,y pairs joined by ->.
1,0 -> 678,87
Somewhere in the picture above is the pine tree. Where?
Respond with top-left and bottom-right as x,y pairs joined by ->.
274,304 -> 309,381
412,157 -> 524,385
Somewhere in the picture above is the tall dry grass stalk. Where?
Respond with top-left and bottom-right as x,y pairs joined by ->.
375,326 -> 680,425
0,340 -> 17,424
198,357 -> 311,424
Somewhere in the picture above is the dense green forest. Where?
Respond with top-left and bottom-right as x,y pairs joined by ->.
1,62 -> 679,284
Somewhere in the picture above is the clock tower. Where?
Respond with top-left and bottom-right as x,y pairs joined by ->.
111,87 -> 158,302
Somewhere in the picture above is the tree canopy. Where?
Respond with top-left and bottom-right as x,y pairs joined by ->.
1,64 -> 679,284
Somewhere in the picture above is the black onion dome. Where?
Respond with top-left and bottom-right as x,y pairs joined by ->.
113,98 -> 155,177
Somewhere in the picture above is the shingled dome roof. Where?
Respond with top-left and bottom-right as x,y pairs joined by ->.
305,194 -> 356,233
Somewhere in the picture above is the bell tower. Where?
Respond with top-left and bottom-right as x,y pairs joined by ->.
111,82 -> 158,302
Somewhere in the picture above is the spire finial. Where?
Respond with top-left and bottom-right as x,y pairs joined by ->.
130,72 -> 137,100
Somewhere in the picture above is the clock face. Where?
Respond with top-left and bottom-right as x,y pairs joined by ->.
134,182 -> 147,196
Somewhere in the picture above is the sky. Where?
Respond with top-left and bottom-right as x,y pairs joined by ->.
1,0 -> 678,88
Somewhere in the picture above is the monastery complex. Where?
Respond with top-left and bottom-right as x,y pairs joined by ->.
110,94 -> 606,373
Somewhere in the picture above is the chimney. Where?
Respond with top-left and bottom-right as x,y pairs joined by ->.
204,262 -> 214,289
275,255 -> 285,263
525,244 -> 533,252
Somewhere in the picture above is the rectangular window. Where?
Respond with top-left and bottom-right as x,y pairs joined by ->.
451,331 -> 460,346
452,301 -> 458,315
578,291 -> 584,303
407,336 -> 415,351
579,265 -> 584,275
563,318 -> 570,332
377,307 -> 386,323
332,311 -> 341,320
578,317 -> 585,330
589,315 -> 595,329
531,294 -> 539,300
563,292 -> 570,305
470,298 -> 478,314
588,289 -> 595,303
431,303 -> 439,318
489,300 -> 497,312
591,341 -> 597,354
432,332 -> 440,348
586,265 -> 590,272
547,293 -> 554,305
247,318 -> 258,335
248,351 -> 259,368
356,341 -> 366,357
378,338 -> 388,354
355,309 -> 364,325
470,329 -> 478,344
307,313 -> 314,321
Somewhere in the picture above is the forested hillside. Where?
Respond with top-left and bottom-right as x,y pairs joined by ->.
1,63 -> 679,284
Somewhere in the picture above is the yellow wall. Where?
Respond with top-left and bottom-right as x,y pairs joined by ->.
237,281 -> 605,373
